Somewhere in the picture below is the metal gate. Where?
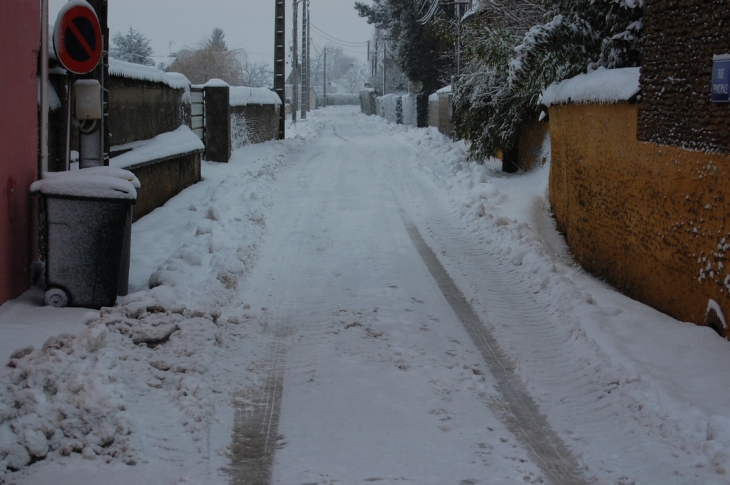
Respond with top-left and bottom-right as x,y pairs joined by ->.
190,87 -> 205,141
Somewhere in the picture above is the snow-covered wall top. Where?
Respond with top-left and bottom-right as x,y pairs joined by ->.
229,86 -> 281,106
110,126 -> 204,170
541,67 -> 641,107
109,58 -> 190,90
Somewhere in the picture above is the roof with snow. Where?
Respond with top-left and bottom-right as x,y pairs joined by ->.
541,67 -> 641,107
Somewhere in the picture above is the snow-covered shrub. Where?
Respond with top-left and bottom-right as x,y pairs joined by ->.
454,0 -> 643,164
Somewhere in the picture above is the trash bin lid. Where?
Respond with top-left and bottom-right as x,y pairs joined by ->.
31,171 -> 137,201
43,166 -> 141,189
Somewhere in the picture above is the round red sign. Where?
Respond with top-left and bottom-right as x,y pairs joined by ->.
53,4 -> 103,75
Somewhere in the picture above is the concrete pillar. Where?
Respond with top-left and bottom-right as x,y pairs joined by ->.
204,85 -> 231,162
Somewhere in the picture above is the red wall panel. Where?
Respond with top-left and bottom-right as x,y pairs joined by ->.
0,1 -> 40,304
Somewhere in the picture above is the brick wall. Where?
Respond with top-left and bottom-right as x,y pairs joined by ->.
638,0 -> 730,152
550,101 -> 730,333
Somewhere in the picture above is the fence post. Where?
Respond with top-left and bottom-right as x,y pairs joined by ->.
204,84 -> 231,162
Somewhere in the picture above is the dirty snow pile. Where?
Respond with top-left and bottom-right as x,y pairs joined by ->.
0,120 -> 323,484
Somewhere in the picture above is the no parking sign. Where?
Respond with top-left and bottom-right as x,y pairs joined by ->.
53,1 -> 103,75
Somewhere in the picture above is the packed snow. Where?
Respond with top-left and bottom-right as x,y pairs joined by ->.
229,86 -> 281,107
110,126 -> 204,170
2,107 -> 730,485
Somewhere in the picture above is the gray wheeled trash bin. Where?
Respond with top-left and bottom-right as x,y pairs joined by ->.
31,168 -> 139,309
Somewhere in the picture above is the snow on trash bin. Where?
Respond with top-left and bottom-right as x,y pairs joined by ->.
31,169 -> 138,309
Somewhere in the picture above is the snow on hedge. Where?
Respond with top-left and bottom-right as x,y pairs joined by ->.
541,67 -> 641,107
109,58 -> 190,90
229,86 -> 281,107
110,126 -> 204,170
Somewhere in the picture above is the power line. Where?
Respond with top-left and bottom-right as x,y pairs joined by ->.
309,22 -> 369,46
309,34 -> 367,55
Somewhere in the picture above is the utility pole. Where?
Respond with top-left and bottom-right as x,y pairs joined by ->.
275,0 -> 286,139
301,0 -> 308,119
291,0 -> 298,123
382,40 -> 387,96
306,0 -> 311,113
456,2 -> 462,75
323,47 -> 327,108
373,41 -> 377,79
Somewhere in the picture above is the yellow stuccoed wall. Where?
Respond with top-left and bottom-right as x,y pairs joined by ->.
549,102 -> 730,332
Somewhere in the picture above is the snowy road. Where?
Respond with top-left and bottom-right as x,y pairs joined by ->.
7,107 -> 730,485
232,117 -> 581,484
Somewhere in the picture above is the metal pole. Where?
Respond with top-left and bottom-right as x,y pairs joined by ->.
306,0 -> 311,113
40,0 -> 49,173
301,0 -> 307,119
291,0 -> 298,123
323,47 -> 327,107
382,40 -> 386,96
274,0 -> 286,139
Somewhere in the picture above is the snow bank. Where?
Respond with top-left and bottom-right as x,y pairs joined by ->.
108,59 -> 189,90
110,126 -> 204,170
229,86 -> 281,106
541,67 -> 641,106
1,117 -> 326,484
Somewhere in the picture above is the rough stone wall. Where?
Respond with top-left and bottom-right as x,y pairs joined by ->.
230,104 -> 279,149
638,0 -> 730,152
126,151 -> 202,221
108,77 -> 187,146
550,102 -> 730,333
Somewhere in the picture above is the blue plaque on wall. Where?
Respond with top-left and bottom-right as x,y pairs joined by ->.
712,55 -> 730,103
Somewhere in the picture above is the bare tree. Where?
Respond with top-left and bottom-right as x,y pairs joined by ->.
311,45 -> 358,88
168,28 -> 245,85
342,64 -> 367,93
241,61 -> 274,88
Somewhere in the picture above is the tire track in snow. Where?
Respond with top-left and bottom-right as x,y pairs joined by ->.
223,150 -> 327,485
403,215 -> 589,485
381,129 -> 712,484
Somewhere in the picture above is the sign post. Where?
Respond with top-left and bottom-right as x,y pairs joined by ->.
53,2 -> 102,75
53,0 -> 107,169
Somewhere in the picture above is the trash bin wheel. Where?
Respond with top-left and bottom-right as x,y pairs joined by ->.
45,288 -> 69,308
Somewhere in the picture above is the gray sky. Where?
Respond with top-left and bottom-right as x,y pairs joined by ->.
49,0 -> 374,66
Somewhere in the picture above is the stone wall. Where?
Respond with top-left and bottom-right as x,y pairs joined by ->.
231,104 -> 279,149
108,77 -> 188,146
550,101 -> 730,334
638,0 -> 730,152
